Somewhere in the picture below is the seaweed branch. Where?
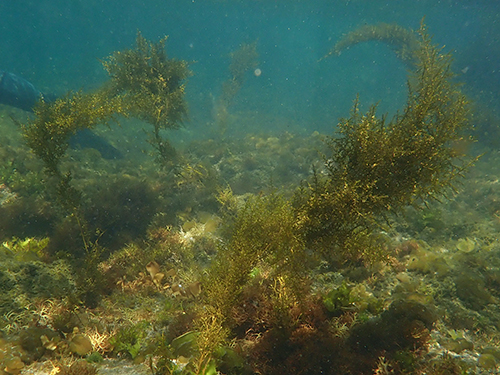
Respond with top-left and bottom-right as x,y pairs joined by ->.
298,23 -> 471,259
102,31 -> 191,166
322,22 -> 421,65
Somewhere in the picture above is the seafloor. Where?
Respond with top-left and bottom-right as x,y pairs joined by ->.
1,98 -> 500,375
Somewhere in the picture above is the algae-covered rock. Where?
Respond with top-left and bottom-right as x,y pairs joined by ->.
442,337 -> 474,353
0,258 -> 76,317
478,353 -> 497,369
69,333 -> 93,356
19,327 -> 60,361
348,299 -> 437,354
58,359 -> 97,375
482,346 -> 500,361
406,247 -> 451,277
456,238 -> 476,253
3,355 -> 24,374
82,175 -> 160,251
454,271 -> 494,310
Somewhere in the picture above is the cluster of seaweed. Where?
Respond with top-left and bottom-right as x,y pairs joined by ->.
19,33 -> 190,306
159,23 -> 472,374
102,32 -> 190,165
299,25 -> 470,261
22,91 -> 123,211
23,32 -> 189,180
2,22 -> 478,375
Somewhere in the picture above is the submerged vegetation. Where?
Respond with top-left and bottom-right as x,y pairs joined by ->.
23,91 -> 122,179
1,21 -> 496,375
215,41 -> 259,135
185,23 -> 473,373
324,22 -> 421,64
22,31 -> 189,212
22,91 -> 123,213
299,25 -> 470,260
19,32 -> 191,308
102,32 -> 190,165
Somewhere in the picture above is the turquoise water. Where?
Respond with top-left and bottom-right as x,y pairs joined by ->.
2,2 -> 500,373
0,0 -> 496,135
